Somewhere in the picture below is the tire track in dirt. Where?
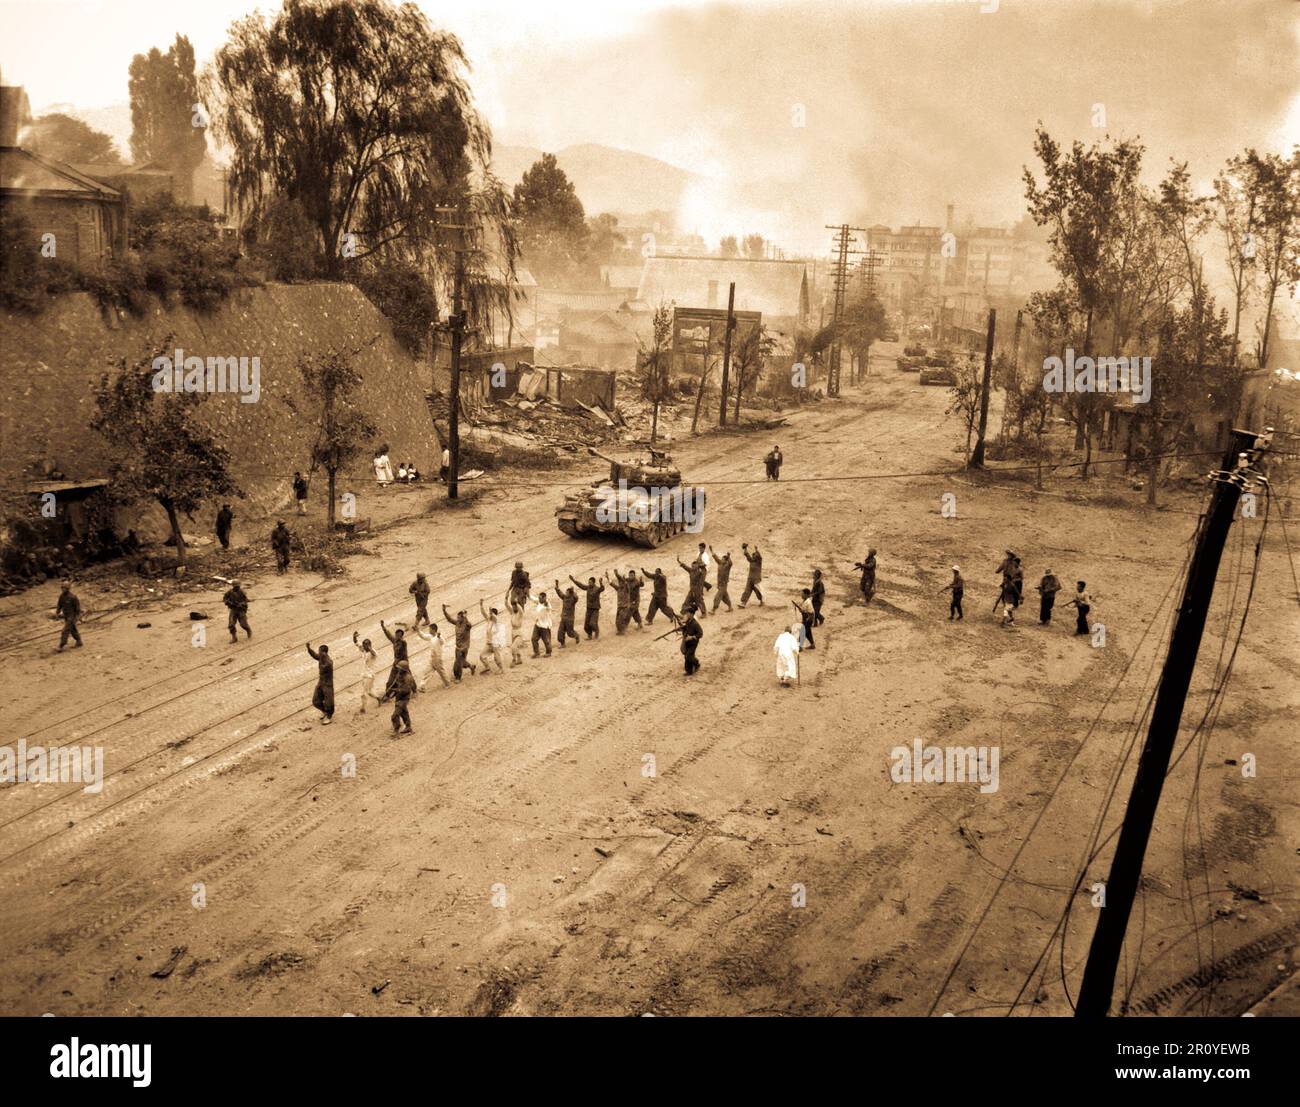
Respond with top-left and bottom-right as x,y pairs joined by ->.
1,413 -> 869,846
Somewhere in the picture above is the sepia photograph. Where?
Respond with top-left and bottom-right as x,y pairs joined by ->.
0,0 -> 1297,1082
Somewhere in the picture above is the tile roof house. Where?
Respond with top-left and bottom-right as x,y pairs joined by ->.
0,85 -> 125,265
73,160 -> 176,204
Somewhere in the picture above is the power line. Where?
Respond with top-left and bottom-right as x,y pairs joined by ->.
2,446 -> 1248,496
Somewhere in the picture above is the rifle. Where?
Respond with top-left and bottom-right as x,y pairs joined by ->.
654,623 -> 685,642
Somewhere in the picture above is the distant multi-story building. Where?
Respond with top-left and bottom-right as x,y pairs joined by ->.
865,211 -> 1055,323
865,224 -> 944,318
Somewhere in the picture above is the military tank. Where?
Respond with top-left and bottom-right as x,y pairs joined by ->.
556,448 -> 706,547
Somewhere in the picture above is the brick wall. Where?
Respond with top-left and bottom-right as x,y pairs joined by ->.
21,195 -> 109,265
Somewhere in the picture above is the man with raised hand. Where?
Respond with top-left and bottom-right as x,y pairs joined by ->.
554,579 -> 581,648
739,543 -> 763,607
442,604 -> 478,680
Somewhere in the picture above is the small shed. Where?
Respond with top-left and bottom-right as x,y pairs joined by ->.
26,479 -> 112,540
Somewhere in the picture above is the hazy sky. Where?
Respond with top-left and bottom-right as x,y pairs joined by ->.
2,0 -> 1296,254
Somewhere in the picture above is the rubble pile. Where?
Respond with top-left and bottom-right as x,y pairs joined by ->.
474,394 -> 626,450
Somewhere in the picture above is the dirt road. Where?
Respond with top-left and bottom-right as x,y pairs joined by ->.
1,361 -> 1296,1016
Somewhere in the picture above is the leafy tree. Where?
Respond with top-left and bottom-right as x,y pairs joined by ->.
354,261 -> 438,355
743,233 -> 765,260
1021,382 -> 1053,490
946,356 -> 984,466
1214,154 -> 1260,368
585,212 -> 626,273
1024,127 -> 1144,476
91,340 -> 239,566
1141,299 -> 1233,505
840,292 -> 886,381
25,113 -> 122,165
638,302 -> 674,442
718,235 -> 739,258
128,35 -> 206,201
299,343 -> 380,527
513,153 -> 587,282
1239,149 -> 1300,370
208,0 -> 516,330
251,195 -> 320,282
129,193 -> 244,311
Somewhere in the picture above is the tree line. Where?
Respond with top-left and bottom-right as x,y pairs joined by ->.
1011,126 -> 1298,503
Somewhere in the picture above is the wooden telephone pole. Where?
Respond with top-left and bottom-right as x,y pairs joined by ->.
856,249 -> 885,384
825,224 -> 866,397
434,205 -> 475,500
718,282 -> 736,426
969,308 -> 996,468
1075,427 -> 1269,1017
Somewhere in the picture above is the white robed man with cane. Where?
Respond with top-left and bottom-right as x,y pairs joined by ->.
774,622 -> 802,687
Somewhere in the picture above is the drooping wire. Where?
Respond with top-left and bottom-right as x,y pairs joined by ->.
926,527 -> 1195,1017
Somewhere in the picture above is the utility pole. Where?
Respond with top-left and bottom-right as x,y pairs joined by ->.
825,223 -> 866,397
857,248 -> 884,383
1076,428 -> 1269,1017
969,308 -> 996,468
718,282 -> 736,426
999,308 -> 1023,444
435,204 -> 475,500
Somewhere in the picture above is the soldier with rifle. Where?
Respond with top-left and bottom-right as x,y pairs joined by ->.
657,602 -> 704,675
852,549 -> 877,604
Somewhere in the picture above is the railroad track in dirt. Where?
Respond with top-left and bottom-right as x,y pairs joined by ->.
0,400 -> 939,979
0,396 -> 919,873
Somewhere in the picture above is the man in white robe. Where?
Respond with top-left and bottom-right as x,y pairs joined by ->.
774,623 -> 802,686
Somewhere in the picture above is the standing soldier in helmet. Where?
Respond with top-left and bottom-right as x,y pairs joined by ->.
507,561 -> 530,609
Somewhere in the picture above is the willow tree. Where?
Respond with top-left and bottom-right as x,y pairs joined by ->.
207,0 -> 516,332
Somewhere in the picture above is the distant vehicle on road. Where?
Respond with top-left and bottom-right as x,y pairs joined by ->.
903,344 -> 927,357
919,366 -> 957,386
897,356 -> 922,372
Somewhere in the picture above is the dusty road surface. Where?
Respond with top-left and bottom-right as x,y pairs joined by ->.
1,360 -> 1296,1017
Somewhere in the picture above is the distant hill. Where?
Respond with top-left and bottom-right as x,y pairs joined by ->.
41,105 -> 695,223
493,142 -> 697,218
